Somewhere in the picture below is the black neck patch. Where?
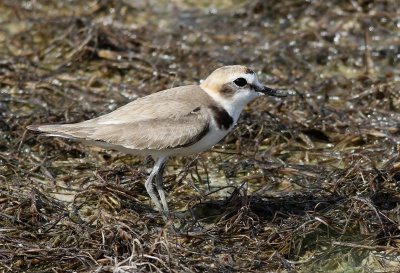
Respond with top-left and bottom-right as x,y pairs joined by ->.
209,105 -> 234,130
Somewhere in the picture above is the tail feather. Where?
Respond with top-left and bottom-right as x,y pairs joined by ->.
27,124 -> 83,139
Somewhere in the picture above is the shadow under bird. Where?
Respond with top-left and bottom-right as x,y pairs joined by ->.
28,65 -> 286,219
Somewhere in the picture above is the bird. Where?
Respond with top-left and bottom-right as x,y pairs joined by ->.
28,65 -> 286,219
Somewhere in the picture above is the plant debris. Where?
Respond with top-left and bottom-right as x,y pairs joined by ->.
1,0 -> 400,272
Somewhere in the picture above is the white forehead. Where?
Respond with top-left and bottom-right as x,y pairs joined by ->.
224,72 -> 259,85
200,66 -> 261,93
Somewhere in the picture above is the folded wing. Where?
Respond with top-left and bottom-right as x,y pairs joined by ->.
28,86 -> 212,150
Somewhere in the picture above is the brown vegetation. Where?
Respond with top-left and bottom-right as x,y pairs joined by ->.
1,0 -> 399,272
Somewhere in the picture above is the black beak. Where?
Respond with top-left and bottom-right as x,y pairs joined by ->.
256,85 -> 287,97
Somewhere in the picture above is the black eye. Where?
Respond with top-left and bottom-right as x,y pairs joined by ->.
234,77 -> 247,87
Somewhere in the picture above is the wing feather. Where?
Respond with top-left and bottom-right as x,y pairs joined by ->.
28,85 -> 214,150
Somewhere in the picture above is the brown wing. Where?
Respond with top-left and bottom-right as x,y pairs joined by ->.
28,85 -> 214,150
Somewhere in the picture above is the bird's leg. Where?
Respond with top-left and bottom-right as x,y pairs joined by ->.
144,156 -> 171,220
155,158 -> 169,215
144,159 -> 165,215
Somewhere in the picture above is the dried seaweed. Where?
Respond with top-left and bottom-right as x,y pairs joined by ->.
1,0 -> 400,272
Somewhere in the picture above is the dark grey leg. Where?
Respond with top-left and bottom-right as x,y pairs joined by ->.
144,157 -> 168,219
155,159 -> 169,214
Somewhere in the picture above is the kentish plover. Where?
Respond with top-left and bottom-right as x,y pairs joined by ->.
28,65 -> 286,219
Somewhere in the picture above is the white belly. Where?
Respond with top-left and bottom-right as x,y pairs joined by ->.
82,123 -> 232,158
165,125 -> 231,156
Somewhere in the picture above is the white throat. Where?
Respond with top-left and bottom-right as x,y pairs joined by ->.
200,86 -> 258,123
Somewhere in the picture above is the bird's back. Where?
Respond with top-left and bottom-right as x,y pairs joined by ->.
28,85 -> 219,152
